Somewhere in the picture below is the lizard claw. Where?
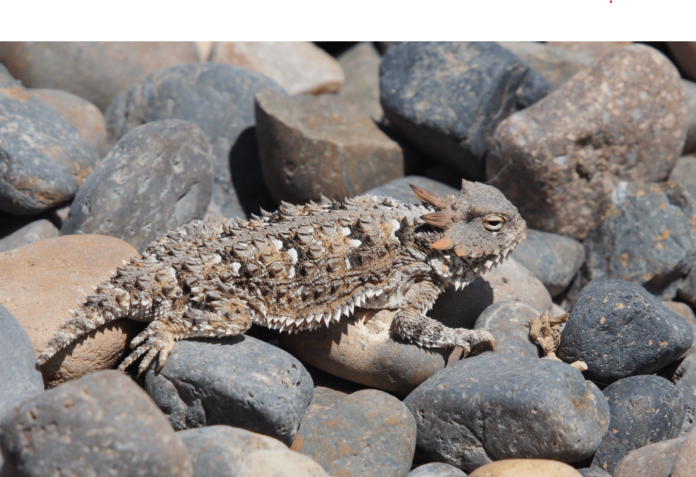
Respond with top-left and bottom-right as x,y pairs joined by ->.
118,327 -> 176,376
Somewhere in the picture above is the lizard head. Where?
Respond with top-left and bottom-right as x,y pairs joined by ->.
410,180 -> 527,269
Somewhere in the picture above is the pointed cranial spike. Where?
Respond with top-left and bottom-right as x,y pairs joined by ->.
409,184 -> 446,209
431,237 -> 454,250
319,194 -> 331,204
421,211 -> 450,228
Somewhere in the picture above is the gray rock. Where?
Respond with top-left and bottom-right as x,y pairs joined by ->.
0,64 -> 14,85
0,217 -> 58,253
668,155 -> 696,203
238,449 -> 329,477
337,42 -> 383,122
380,42 -> 550,180
613,436 -> 686,477
0,304 -> 43,419
577,469 -> 612,477
105,63 -> 285,220
142,335 -> 313,446
61,119 -> 213,253
364,176 -> 459,204
592,375 -> 684,474
473,301 -> 541,358
511,229 -> 585,297
178,425 -> 286,477
585,181 -> 696,300
683,80 -> 696,154
0,74 -> 99,215
0,370 -> 193,477
403,354 -> 609,473
0,456 -> 8,477
408,463 -> 467,476
292,389 -> 416,477
557,279 -> 694,385
669,354 -> 696,436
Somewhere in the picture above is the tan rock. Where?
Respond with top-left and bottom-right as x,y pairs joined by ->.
672,427 -> 696,477
499,41 -> 592,88
337,42 -> 383,121
209,41 -> 344,95
0,235 -> 144,387
663,301 -> 696,327
614,437 -> 686,477
281,309 -> 448,395
547,41 -> 632,60
469,459 -> 582,477
238,449 -> 329,477
31,88 -> 108,157
668,42 -> 696,82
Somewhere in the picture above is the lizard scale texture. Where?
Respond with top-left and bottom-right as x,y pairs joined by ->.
38,181 -> 527,376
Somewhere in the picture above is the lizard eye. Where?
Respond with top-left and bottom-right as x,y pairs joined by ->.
483,215 -> 505,231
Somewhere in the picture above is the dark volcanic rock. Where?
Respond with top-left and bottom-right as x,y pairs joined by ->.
584,181 -> 696,300
291,389 -> 416,477
682,80 -> 696,154
255,89 -> 404,204
613,436 -> 686,477
487,45 -> 687,240
0,304 -> 43,419
558,279 -> 693,385
61,119 -> 213,252
0,217 -> 58,253
511,229 -> 584,297
0,77 -> 99,215
408,463 -> 468,476
473,301 -> 542,358
403,354 -> 609,473
591,375 -> 684,474
380,42 -> 551,180
0,42 -> 199,110
142,335 -> 313,446
0,370 -> 193,477
337,42 -> 384,121
364,176 -> 459,204
105,63 -> 285,220
178,425 -> 287,477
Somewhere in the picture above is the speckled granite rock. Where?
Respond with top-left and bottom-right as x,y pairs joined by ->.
178,425 -> 287,477
681,81 -> 696,154
142,335 -> 313,446
487,45 -> 687,240
291,389 -> 416,477
0,304 -> 43,419
613,436 -> 686,477
61,119 -> 213,253
558,279 -> 693,385
0,218 -> 58,253
238,449 -> 329,477
0,42 -> 199,110
469,459 -> 582,477
591,375 -> 684,474
511,229 -> 584,297
380,42 -> 550,180
255,89 -> 404,204
0,77 -> 99,215
105,63 -> 285,220
408,463 -> 467,477
672,425 -> 696,477
404,354 -> 609,473
473,301 -> 541,358
0,370 -> 193,477
547,42 -> 631,60
337,42 -> 383,121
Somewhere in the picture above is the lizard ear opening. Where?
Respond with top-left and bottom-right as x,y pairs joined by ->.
409,184 -> 446,209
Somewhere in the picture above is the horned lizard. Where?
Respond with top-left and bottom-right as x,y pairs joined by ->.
38,180 -> 527,375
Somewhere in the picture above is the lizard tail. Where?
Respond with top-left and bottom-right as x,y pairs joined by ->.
37,281 -> 132,365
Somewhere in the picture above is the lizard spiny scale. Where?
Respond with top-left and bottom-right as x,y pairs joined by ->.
38,181 -> 526,376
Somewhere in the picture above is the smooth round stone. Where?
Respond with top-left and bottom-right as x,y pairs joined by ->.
669,154 -> 696,201
487,45 -> 687,240
672,426 -> 696,477
404,354 -> 609,473
408,462 -> 467,476
511,229 -> 585,297
498,41 -> 592,88
0,217 -> 58,253
663,301 -> 696,328
469,459 -> 582,477
178,425 -> 287,477
255,89 -> 404,204
291,389 -> 416,477
209,41 -> 344,95
547,41 -> 632,60
61,119 -> 213,253
613,437 -> 686,477
238,449 -> 329,477
681,81 -> 696,154
0,42 -> 199,110
0,235 -> 143,387
364,176 -> 459,204
591,375 -> 684,474
281,309 -> 448,395
31,88 -> 108,157
0,370 -> 193,477
431,258 -> 553,330
0,77 -> 99,215
557,279 -> 694,385
105,63 -> 285,220
337,42 -> 383,121
577,469 -> 612,477
0,304 -> 43,419
380,42 -> 550,180
473,301 -> 541,358
300,365 -> 367,425
584,181 -> 696,300
142,335 -> 313,446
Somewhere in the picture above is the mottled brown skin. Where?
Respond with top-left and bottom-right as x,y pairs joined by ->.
38,181 -> 527,375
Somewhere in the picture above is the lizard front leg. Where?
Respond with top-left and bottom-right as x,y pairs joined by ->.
393,280 -> 495,358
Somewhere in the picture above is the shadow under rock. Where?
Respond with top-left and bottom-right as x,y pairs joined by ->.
229,127 -> 278,218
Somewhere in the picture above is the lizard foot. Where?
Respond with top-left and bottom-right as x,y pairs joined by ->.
455,329 -> 496,358
118,326 -> 176,376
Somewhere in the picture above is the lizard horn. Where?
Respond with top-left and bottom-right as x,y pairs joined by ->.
409,185 -> 446,209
